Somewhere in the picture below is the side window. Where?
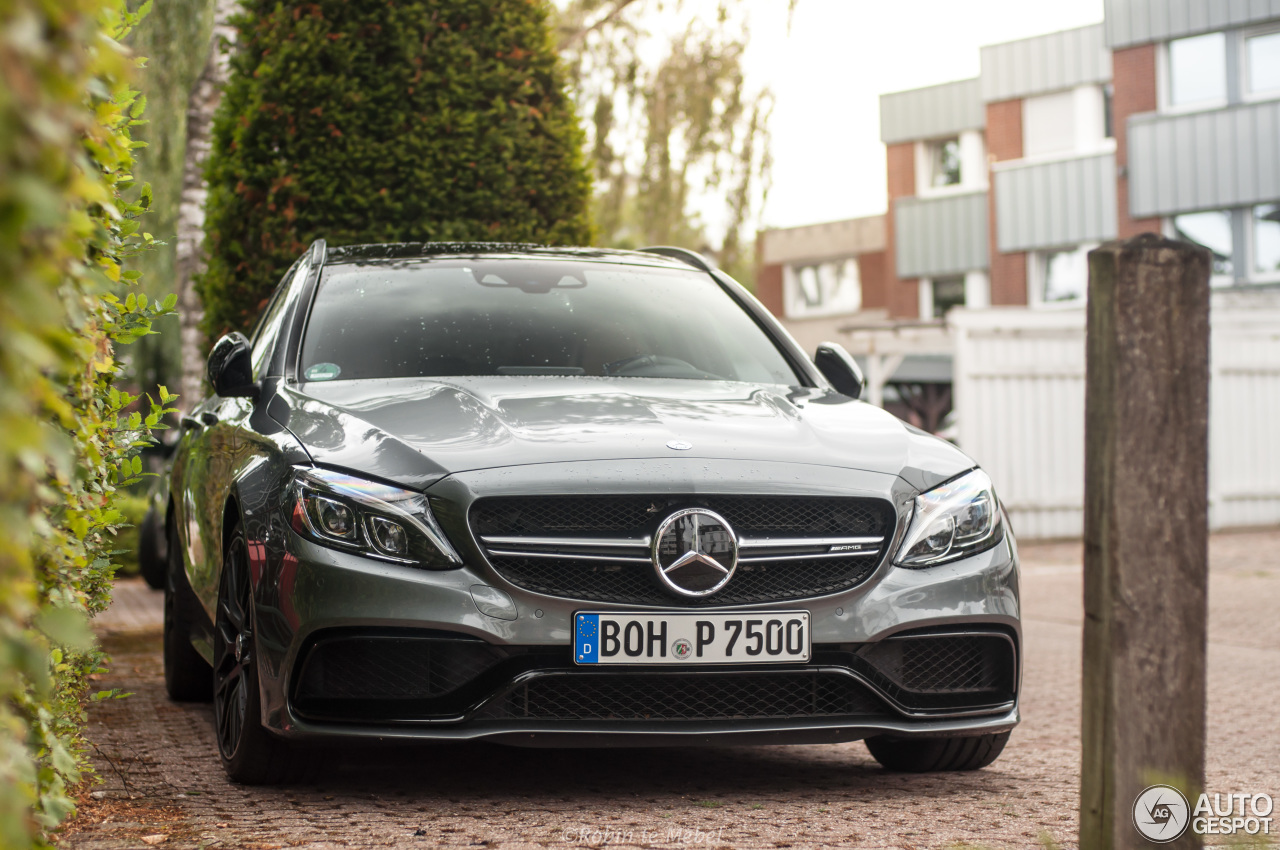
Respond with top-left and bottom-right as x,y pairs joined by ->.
251,257 -> 310,380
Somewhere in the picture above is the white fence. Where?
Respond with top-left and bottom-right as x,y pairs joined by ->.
950,297 -> 1280,539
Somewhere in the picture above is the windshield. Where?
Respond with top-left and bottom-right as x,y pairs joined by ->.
298,258 -> 799,385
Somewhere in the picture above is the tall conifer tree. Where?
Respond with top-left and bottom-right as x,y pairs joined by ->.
199,0 -> 594,338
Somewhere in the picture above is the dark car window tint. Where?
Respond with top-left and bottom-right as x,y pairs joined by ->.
299,259 -> 798,385
252,257 -> 309,380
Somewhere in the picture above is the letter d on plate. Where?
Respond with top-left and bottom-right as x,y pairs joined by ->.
576,614 -> 600,663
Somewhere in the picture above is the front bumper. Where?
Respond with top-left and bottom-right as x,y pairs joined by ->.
246,460 -> 1021,745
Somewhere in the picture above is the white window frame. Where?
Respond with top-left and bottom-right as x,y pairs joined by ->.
1246,205 -> 1280,284
1021,89 -> 1078,160
781,258 -> 863,319
917,278 -> 934,320
1027,244 -> 1097,310
914,129 -> 987,198
915,136 -> 963,198
1018,85 -> 1117,164
1162,212 -> 1238,287
1241,24 -> 1280,103
919,271 -> 987,319
1159,31 -> 1230,115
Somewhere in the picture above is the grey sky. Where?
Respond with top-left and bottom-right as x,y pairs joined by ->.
748,0 -> 1106,230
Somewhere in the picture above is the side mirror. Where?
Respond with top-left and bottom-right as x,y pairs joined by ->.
814,342 -> 865,399
207,332 -> 258,399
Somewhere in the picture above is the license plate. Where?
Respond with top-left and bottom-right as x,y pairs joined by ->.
573,611 -> 811,665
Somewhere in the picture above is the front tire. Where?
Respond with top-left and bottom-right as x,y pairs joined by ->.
213,524 -> 306,785
163,519 -> 212,701
865,732 -> 1010,772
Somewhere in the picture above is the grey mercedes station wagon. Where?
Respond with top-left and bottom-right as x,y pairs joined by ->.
163,242 -> 1020,784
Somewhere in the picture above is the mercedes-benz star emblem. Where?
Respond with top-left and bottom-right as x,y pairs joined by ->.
652,508 -> 738,597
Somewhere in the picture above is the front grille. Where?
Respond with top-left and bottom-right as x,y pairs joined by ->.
484,556 -> 883,607
483,671 -> 890,721
855,632 -> 1017,711
471,495 -> 896,606
471,495 -> 889,537
295,635 -> 504,703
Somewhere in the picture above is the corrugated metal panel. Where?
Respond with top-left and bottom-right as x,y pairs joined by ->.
980,24 -> 1112,103
1208,305 -> 1280,529
994,153 -> 1118,252
894,191 -> 989,278
760,215 -> 886,265
950,310 -> 1087,540
1129,100 -> 1280,217
879,79 -> 984,145
1105,0 -> 1280,48
949,300 -> 1280,539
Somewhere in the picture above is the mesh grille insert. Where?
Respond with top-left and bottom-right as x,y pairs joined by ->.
471,495 -> 890,538
857,633 -> 1016,709
485,671 -> 889,721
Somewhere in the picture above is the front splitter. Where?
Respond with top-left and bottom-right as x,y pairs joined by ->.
276,707 -> 1020,748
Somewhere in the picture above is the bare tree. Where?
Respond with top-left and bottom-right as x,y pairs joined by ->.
556,0 -> 777,283
175,0 -> 237,413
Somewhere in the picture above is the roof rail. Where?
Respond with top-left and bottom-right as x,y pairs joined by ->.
639,245 -> 716,272
308,238 -> 328,266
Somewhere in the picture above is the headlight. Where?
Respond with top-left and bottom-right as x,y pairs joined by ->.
288,468 -> 461,568
894,469 -> 1004,567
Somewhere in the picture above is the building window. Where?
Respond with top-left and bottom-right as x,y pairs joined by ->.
1246,30 -> 1280,96
1034,246 -> 1091,305
783,259 -> 862,318
930,277 -> 966,318
1023,90 -> 1076,157
1168,32 -> 1228,107
1171,210 -> 1234,279
929,138 -> 962,187
1255,204 -> 1280,276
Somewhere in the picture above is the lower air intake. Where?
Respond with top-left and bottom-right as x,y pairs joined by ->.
484,670 -> 890,721
295,634 -> 503,703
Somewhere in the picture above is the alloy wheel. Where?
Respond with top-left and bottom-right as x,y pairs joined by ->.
213,534 -> 254,760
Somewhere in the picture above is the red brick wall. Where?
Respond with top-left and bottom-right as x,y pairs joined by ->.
985,99 -> 1029,306
883,142 -> 919,318
1113,44 -> 1162,238
857,250 -> 886,312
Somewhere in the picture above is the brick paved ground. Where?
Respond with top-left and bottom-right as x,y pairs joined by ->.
62,530 -> 1280,850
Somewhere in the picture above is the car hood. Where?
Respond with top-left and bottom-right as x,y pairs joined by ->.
272,377 -> 974,492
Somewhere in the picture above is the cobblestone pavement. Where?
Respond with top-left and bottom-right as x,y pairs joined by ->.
61,530 -> 1280,850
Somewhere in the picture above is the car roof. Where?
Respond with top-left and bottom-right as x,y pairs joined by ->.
324,242 -> 702,271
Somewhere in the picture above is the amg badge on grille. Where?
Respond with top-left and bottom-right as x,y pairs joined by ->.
651,509 -> 738,598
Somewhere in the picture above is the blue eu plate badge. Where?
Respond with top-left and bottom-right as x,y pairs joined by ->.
576,614 -> 600,663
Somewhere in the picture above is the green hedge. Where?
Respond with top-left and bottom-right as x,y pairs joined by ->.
198,0 -> 594,339
0,0 -> 172,846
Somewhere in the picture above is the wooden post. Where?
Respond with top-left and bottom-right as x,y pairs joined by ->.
1081,234 -> 1211,849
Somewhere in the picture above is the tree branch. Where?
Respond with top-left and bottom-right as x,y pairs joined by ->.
558,0 -> 643,52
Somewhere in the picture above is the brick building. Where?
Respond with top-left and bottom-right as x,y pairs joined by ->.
756,0 -> 1280,426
